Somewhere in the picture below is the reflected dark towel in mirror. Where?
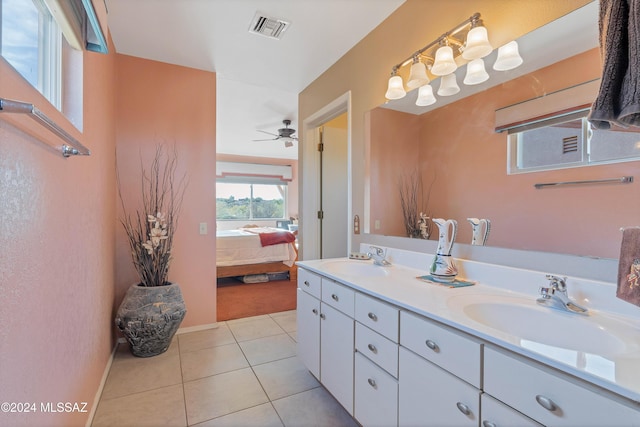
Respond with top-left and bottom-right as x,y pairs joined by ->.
588,0 -> 640,129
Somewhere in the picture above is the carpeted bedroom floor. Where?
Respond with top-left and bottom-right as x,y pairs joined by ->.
216,277 -> 297,321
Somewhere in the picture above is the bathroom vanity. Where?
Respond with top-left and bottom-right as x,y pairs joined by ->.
296,247 -> 640,427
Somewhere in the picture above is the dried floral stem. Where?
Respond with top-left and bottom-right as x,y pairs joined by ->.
118,145 -> 188,287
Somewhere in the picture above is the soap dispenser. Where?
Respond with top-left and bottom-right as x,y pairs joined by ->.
430,218 -> 458,282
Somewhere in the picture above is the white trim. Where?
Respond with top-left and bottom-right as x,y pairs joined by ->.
300,92 -> 352,261
85,342 -> 118,427
176,322 -> 220,334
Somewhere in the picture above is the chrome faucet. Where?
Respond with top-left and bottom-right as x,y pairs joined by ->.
537,275 -> 589,315
368,246 -> 391,266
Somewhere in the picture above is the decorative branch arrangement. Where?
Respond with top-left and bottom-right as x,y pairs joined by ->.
398,169 -> 435,239
118,145 -> 188,287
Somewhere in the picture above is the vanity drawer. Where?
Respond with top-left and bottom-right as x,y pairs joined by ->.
484,346 -> 640,427
298,268 -> 321,299
354,352 -> 398,427
400,311 -> 481,388
321,279 -> 355,317
355,293 -> 399,342
481,393 -> 542,427
355,322 -> 398,378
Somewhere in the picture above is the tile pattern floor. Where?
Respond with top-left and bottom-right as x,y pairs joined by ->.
91,310 -> 358,427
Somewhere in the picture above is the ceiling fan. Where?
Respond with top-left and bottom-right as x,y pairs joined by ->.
254,119 -> 298,147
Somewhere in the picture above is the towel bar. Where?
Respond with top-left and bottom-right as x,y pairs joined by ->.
534,176 -> 633,189
0,97 -> 90,157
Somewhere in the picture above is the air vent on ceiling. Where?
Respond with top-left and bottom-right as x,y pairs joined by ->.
249,12 -> 290,40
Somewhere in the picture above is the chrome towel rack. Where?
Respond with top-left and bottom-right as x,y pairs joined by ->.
534,176 -> 633,189
0,97 -> 90,157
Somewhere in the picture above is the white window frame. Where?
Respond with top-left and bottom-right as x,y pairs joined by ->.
216,179 -> 289,221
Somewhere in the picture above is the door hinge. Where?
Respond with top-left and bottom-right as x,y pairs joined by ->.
317,210 -> 324,219
317,142 -> 324,152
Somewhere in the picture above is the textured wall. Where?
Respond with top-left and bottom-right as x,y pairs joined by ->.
0,15 -> 116,427
114,54 -> 217,327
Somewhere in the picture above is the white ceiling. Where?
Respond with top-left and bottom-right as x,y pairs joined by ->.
105,0 -> 406,160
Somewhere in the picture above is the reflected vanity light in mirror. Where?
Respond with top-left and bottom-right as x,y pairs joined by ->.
438,73 -> 460,96
416,84 -> 437,106
493,41 -> 524,71
463,58 -> 490,85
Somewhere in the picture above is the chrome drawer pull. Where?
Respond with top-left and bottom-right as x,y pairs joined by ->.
367,378 -> 377,388
331,294 -> 339,301
312,308 -> 318,315
320,313 -> 326,320
482,421 -> 497,427
456,402 -> 471,416
368,312 -> 378,321
425,339 -> 439,352
535,395 -> 558,412
367,343 -> 378,354
304,280 -> 310,287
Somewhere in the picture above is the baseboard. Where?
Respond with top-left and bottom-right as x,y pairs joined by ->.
85,342 -> 119,427
177,322 -> 220,334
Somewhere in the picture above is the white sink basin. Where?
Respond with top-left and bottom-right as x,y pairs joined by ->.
320,259 -> 390,277
448,294 -> 637,355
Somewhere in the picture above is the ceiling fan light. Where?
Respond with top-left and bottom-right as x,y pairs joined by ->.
406,60 -> 430,90
415,84 -> 436,106
493,40 -> 523,71
385,75 -> 406,100
463,58 -> 489,85
462,25 -> 492,60
431,45 -> 457,76
437,73 -> 460,96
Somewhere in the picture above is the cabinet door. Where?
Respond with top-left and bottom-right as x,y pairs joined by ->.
297,288 -> 320,379
354,352 -> 398,427
399,347 -> 480,427
481,393 -> 542,427
321,303 -> 355,415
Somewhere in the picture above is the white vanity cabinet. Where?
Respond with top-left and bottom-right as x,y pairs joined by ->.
296,268 -> 355,415
353,293 -> 400,426
398,311 -> 482,426
484,346 -> 640,427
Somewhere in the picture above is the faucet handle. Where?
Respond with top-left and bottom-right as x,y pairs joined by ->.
369,246 -> 385,257
545,275 -> 567,291
539,286 -> 553,299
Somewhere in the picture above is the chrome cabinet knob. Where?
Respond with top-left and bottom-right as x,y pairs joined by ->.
368,312 -> 378,321
456,402 -> 471,416
319,313 -> 326,320
312,308 -> 318,315
425,339 -> 439,352
367,343 -> 378,354
367,378 -> 377,388
535,395 -> 558,412
331,294 -> 339,301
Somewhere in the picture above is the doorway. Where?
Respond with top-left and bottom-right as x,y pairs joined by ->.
300,92 -> 351,261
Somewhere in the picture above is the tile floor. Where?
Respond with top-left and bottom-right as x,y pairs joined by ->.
91,310 -> 358,427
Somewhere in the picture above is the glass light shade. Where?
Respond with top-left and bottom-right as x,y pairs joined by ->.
462,26 -> 493,60
463,58 -> 489,85
415,84 -> 436,106
437,73 -> 460,96
431,45 -> 457,76
406,61 -> 430,90
385,75 -> 406,100
493,41 -> 523,71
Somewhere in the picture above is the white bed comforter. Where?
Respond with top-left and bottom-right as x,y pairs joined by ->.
216,229 -> 297,267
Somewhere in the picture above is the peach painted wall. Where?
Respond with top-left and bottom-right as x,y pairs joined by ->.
114,55 -> 217,327
371,48 -> 640,259
368,108 -> 421,236
0,6 -> 116,427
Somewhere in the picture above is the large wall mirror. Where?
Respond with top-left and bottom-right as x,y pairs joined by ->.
366,2 -> 640,260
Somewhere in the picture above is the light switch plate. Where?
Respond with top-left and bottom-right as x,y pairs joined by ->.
199,222 -> 208,235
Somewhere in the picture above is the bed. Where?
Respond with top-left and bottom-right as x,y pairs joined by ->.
216,227 -> 298,282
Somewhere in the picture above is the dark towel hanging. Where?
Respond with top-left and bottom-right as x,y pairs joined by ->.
588,0 -> 640,129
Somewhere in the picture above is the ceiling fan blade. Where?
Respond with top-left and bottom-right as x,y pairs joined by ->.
256,129 -> 278,137
252,137 -> 279,142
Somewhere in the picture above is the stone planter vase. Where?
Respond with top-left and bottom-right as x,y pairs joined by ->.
115,283 -> 187,357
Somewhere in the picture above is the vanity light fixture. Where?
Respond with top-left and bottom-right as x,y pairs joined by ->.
383,12 -> 523,106
406,57 -> 430,90
385,68 -> 406,100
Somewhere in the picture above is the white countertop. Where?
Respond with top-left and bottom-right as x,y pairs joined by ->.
297,251 -> 640,404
